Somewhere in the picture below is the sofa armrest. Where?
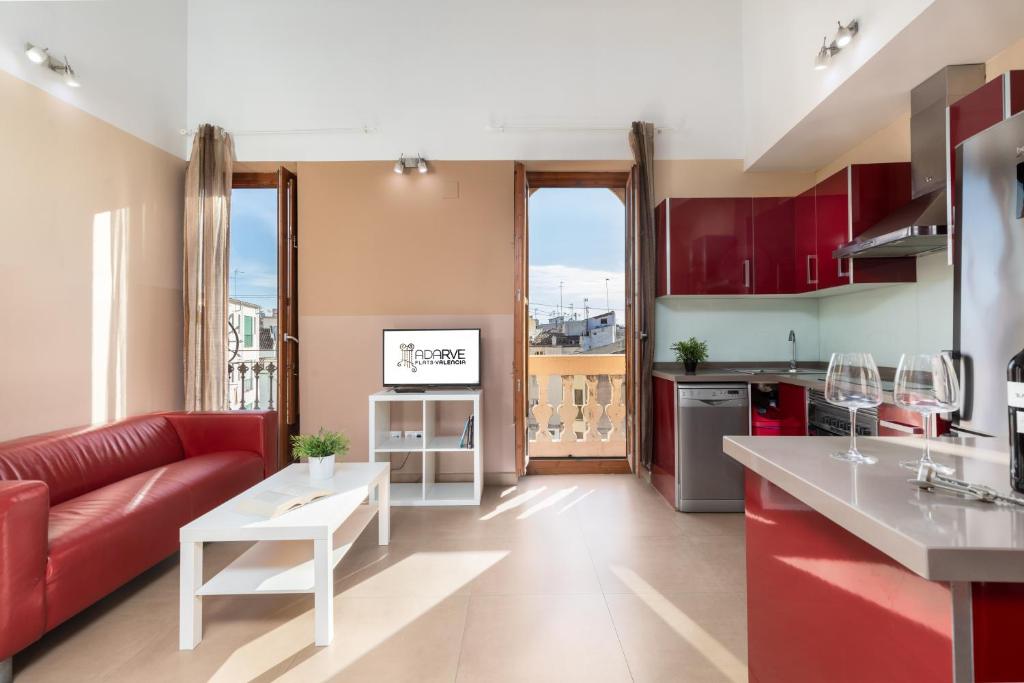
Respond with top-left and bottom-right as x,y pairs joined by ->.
164,411 -> 278,478
0,480 -> 48,660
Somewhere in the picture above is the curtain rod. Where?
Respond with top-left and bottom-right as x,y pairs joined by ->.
484,124 -> 672,134
179,126 -> 379,136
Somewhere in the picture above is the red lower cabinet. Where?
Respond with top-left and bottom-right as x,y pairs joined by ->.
652,376 -> 676,507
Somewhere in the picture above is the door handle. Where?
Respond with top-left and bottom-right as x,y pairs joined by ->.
743,259 -> 751,289
806,255 -> 818,284
283,334 -> 299,344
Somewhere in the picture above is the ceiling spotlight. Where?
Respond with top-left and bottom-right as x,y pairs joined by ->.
834,19 -> 859,48
814,37 -> 836,71
59,61 -> 80,88
25,43 -> 48,64
393,156 -> 405,174
417,157 -> 428,174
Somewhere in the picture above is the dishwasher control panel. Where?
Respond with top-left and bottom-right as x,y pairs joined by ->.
677,384 -> 748,401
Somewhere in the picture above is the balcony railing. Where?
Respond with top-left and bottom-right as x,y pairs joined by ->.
527,353 -> 626,458
226,359 -> 277,410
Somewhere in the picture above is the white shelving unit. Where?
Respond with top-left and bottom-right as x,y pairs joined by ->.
368,388 -> 482,506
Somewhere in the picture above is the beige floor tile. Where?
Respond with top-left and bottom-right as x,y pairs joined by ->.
587,534 -> 727,595
468,534 -> 602,595
456,594 -> 633,683
277,595 -> 469,683
606,592 -> 748,683
671,512 -> 746,538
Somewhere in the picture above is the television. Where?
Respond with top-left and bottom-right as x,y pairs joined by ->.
383,328 -> 481,389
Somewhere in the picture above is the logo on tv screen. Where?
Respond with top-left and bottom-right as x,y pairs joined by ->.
397,343 -> 468,372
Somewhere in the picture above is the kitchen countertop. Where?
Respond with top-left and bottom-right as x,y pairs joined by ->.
723,435 -> 1024,582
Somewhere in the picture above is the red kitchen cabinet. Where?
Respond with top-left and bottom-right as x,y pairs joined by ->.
669,198 -> 753,295
814,169 -> 850,290
878,403 -> 950,437
793,187 -> 818,293
815,164 -> 916,291
752,197 -> 796,294
652,376 -> 676,507
655,200 -> 668,297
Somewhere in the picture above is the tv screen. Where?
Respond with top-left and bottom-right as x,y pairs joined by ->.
383,328 -> 481,387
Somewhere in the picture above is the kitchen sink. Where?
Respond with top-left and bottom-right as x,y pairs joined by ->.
724,367 -> 824,376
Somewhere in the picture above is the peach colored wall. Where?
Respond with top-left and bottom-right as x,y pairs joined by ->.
0,70 -> 185,441
296,161 -> 514,478
654,159 -> 814,202
986,35 -> 1024,79
813,115 -> 911,183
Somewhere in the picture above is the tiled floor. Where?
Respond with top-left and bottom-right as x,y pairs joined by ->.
14,474 -> 748,682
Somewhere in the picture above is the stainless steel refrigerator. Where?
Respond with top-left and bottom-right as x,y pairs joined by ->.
953,110 -> 1024,446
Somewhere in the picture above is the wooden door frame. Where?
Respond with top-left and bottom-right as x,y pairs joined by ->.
515,169 -> 633,476
232,170 -> 299,470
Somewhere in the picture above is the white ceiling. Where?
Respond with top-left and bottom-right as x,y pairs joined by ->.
185,0 -> 743,161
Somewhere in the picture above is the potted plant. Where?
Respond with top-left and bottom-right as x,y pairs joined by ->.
291,428 -> 350,481
672,337 -> 709,374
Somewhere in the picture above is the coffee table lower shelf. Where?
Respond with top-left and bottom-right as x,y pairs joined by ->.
197,505 -> 376,595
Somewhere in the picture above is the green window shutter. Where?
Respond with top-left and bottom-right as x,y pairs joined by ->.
244,316 -> 253,347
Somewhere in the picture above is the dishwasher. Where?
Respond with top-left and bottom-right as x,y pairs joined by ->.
675,384 -> 749,512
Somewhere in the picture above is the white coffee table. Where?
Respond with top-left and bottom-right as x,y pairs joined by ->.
178,462 -> 390,649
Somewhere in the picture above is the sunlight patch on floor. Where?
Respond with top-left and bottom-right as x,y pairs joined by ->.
479,487 -> 546,521
610,566 -> 747,683
517,486 -> 577,519
558,488 -> 595,513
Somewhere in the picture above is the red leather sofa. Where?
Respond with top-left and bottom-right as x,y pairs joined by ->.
0,411 -> 277,664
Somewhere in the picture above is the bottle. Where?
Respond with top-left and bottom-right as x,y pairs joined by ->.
1008,348 -> 1024,493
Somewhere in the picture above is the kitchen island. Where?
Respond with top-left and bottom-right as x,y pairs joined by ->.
723,435 -> 1024,683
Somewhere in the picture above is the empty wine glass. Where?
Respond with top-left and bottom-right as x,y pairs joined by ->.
894,353 -> 960,476
825,352 -> 883,464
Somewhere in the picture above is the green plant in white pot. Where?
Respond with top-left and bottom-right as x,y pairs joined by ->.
672,337 -> 709,374
292,429 -> 350,481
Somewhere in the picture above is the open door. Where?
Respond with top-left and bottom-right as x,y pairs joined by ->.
625,167 -> 637,473
278,168 -> 299,468
513,162 -> 529,477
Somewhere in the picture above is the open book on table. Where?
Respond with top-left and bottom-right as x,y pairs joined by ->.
235,484 -> 335,519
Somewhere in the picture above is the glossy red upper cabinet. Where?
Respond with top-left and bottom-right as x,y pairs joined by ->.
814,169 -> 850,290
815,164 -> 916,290
669,198 -> 753,295
752,197 -> 796,294
793,187 -> 818,293
655,200 -> 668,297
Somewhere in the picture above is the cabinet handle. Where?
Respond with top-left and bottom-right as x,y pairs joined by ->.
743,259 -> 751,288
838,257 -> 850,279
806,255 -> 818,284
879,419 -> 924,435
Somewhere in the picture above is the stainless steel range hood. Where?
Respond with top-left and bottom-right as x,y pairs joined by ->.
834,64 -> 985,260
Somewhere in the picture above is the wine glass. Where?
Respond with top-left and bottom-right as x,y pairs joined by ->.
825,352 -> 883,464
893,353 -> 961,476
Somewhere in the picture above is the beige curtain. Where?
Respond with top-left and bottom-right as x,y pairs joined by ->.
629,121 -> 656,470
183,124 -> 234,410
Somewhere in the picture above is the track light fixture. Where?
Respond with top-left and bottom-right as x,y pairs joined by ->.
392,154 -> 429,175
813,19 -> 859,71
24,42 -> 81,87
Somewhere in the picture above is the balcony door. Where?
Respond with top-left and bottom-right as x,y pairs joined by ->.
230,169 -> 299,468
514,169 -> 632,475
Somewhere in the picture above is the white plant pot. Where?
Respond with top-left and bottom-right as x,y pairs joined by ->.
308,454 -> 336,481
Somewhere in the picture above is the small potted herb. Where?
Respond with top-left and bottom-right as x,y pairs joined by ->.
672,337 -> 709,374
292,428 -> 350,481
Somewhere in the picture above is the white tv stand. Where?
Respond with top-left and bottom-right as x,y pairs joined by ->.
368,388 -> 482,506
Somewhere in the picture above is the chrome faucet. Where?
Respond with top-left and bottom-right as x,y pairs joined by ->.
788,330 -> 797,371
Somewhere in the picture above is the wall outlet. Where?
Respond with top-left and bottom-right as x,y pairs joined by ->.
389,430 -> 403,440
407,430 -> 423,440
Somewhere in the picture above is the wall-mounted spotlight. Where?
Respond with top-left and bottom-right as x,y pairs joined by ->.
813,19 -> 859,71
392,154 -> 429,175
25,42 -> 81,87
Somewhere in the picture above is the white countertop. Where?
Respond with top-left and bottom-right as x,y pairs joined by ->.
723,435 -> 1024,582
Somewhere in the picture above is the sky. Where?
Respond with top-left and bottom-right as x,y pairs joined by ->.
229,186 -> 627,324
229,188 -> 278,311
528,188 -> 625,324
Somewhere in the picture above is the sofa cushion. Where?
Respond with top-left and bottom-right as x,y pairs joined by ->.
0,416 -> 185,505
44,451 -> 262,629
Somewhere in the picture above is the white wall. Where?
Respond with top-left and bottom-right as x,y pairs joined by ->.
185,0 -> 743,161
0,0 -> 187,156
817,252 -> 952,366
656,252 -> 953,367
741,0 -> 933,169
655,298 -> 820,363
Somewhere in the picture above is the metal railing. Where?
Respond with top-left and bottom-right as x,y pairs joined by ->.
226,359 -> 277,410
527,354 -> 626,458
